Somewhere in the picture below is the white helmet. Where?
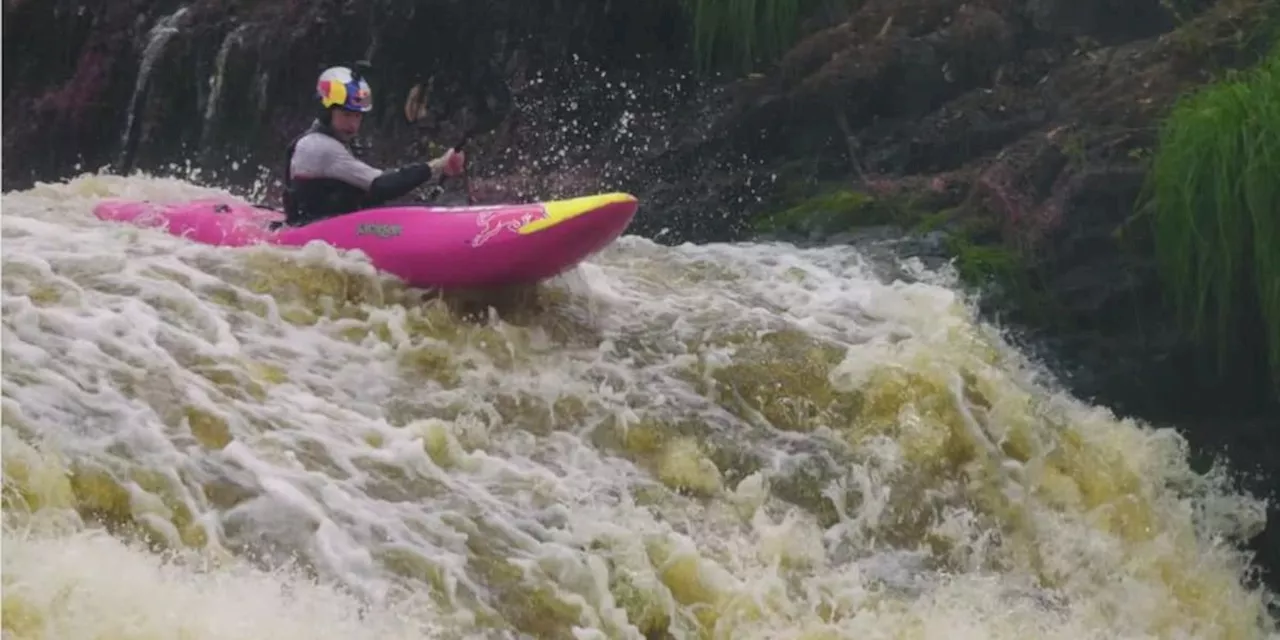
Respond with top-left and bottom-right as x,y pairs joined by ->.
315,65 -> 373,113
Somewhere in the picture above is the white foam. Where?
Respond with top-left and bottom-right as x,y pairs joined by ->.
2,172 -> 1275,639
2,525 -> 453,640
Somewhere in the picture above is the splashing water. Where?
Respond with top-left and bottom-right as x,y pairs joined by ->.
2,172 -> 1277,640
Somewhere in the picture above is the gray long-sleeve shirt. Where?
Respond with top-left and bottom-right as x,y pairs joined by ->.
289,129 -> 383,190
282,121 -> 436,226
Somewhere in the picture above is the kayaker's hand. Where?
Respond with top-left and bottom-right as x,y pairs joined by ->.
429,149 -> 467,177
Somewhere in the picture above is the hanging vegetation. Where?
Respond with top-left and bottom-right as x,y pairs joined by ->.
683,0 -> 824,74
1145,45 -> 1280,395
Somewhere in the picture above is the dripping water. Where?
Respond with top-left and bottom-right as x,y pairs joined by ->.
116,7 -> 189,174
200,24 -> 250,151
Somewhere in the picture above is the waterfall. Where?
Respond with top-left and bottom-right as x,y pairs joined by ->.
200,23 -> 250,151
115,6 -> 189,173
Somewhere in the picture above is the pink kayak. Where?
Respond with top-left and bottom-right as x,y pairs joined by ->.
92,192 -> 639,288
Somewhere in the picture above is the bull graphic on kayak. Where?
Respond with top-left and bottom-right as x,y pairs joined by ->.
470,207 -> 548,247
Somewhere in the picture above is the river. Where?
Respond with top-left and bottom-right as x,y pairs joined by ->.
2,172 -> 1276,639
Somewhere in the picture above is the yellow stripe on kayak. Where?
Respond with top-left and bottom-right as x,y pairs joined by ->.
518,192 -> 638,235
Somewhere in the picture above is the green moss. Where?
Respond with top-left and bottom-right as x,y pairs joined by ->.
936,223 -> 1064,328
682,0 -> 824,74
753,189 -> 870,235
1140,44 -> 1280,393
947,238 -> 1023,288
911,207 -> 961,234
753,188 -> 931,237
906,202 -> 1058,321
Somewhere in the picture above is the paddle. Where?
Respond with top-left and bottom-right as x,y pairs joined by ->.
357,58 -> 480,205
440,126 -> 478,205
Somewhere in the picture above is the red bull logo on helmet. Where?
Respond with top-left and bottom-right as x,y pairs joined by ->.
470,206 -> 548,247
351,85 -> 371,108
317,66 -> 372,112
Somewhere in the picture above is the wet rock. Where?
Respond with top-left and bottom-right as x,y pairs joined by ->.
1027,0 -> 1179,43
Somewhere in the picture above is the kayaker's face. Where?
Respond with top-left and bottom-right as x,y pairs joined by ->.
330,109 -> 363,142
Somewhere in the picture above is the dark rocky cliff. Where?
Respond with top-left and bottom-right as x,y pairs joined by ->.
1,0 -> 696,200
713,0 -> 1280,410
4,0 -> 1278,593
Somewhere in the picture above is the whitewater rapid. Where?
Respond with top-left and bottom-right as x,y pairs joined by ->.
2,173 -> 1276,639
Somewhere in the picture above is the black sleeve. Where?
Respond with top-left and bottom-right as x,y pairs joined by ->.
366,163 -> 434,204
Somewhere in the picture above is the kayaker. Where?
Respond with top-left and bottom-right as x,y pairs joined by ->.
282,64 -> 467,227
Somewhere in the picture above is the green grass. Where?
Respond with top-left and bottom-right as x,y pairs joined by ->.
1143,46 -> 1280,392
682,0 -> 822,74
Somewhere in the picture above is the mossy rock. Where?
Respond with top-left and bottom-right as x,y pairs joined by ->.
924,210 -> 1065,329
945,235 -> 1025,291
753,188 -> 930,238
